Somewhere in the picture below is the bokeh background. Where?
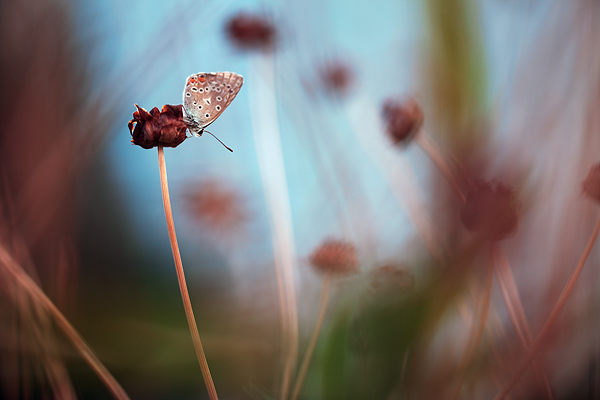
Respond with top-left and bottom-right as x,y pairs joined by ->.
1,0 -> 600,399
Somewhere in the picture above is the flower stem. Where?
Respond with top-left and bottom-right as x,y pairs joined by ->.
494,243 -> 552,398
157,145 -> 218,400
451,249 -> 494,400
415,130 -> 466,203
0,242 -> 131,400
249,53 -> 299,400
290,274 -> 332,400
493,213 -> 600,400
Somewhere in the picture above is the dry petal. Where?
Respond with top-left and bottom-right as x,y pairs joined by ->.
128,104 -> 187,149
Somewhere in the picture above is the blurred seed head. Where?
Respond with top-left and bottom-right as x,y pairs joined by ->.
370,264 -> 415,292
460,181 -> 519,241
224,12 -> 276,52
184,179 -> 247,233
382,97 -> 424,145
319,60 -> 354,97
128,104 -> 187,149
581,162 -> 600,203
309,239 -> 358,276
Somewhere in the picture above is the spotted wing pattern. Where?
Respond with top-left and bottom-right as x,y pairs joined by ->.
182,71 -> 244,137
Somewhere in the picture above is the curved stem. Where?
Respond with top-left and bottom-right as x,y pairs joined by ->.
494,214 -> 600,400
0,242 -> 130,400
290,274 -> 332,400
157,146 -> 218,400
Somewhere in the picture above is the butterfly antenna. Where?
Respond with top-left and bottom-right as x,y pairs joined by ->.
205,130 -> 233,152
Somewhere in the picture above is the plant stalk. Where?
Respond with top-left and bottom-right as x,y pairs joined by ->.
494,214 -> 600,400
0,242 -> 131,400
290,274 -> 332,400
157,145 -> 218,400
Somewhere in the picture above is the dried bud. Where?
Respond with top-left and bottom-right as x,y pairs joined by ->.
371,265 -> 415,292
582,163 -> 600,203
309,239 -> 358,275
128,104 -> 187,149
320,60 -> 354,97
382,97 -> 424,145
460,181 -> 518,241
224,12 -> 276,51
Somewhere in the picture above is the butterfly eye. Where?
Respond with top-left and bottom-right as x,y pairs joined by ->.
205,113 -> 210,118
216,88 -> 221,92
192,101 -> 197,105
205,87 -> 210,92
186,92 -> 191,97
199,88 -> 203,93
197,105 -> 203,110
216,105 -> 221,111
191,87 -> 198,92
216,96 -> 222,101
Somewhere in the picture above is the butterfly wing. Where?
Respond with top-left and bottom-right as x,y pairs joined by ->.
182,72 -> 244,137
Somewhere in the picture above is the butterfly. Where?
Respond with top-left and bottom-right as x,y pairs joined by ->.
182,72 -> 243,150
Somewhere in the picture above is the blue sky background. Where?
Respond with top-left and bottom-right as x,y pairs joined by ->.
73,0 -> 429,275
70,0 -> 554,282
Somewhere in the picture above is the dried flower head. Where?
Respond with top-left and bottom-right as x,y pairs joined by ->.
460,181 -> 519,241
224,12 -> 276,51
582,162 -> 600,203
382,97 -> 424,145
309,239 -> 358,275
185,179 -> 247,232
371,265 -> 415,292
128,104 -> 187,149
319,60 -> 354,97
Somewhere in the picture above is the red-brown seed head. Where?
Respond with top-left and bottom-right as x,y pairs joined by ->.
582,163 -> 600,204
224,12 -> 276,51
309,239 -> 359,276
185,179 -> 247,232
128,104 -> 187,149
370,265 -> 415,292
460,181 -> 519,241
319,60 -> 354,97
382,97 -> 424,145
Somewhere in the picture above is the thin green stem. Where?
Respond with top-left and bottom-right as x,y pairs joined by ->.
157,145 -> 218,400
494,213 -> 600,400
290,274 -> 332,400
